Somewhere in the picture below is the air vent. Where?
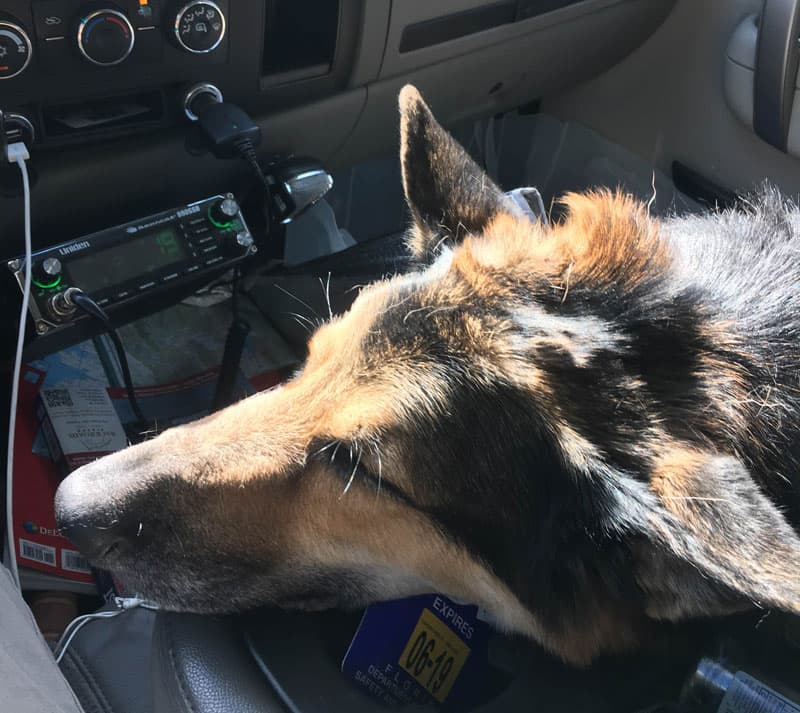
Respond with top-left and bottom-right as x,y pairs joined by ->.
262,0 -> 340,82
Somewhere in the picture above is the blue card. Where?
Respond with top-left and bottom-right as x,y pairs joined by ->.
342,593 -> 490,710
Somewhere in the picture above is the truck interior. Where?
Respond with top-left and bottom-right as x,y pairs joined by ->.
1,1 -> 799,711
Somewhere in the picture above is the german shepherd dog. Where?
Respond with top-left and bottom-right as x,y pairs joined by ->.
56,86 -> 800,665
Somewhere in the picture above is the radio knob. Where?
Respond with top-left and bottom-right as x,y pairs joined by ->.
77,9 -> 135,66
33,258 -> 63,288
222,230 -> 254,257
208,196 -> 239,227
0,21 -> 33,80
174,2 -> 226,54
234,231 -> 253,250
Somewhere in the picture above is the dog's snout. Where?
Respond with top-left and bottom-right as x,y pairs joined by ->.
55,458 -> 145,562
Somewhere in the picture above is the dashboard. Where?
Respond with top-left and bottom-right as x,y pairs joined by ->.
0,0 -> 676,258
0,0 -> 360,146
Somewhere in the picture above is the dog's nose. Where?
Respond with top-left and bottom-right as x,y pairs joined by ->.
55,467 -> 138,561
58,516 -> 129,561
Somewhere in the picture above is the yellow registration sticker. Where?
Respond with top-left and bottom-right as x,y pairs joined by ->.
398,607 -> 471,703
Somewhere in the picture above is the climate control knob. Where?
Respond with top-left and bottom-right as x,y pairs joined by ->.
174,2 -> 226,54
77,9 -> 135,66
0,21 -> 33,80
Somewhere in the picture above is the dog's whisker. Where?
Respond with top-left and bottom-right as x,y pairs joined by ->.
754,610 -> 772,629
424,306 -> 459,320
273,283 -> 322,321
340,446 -> 362,498
311,440 -> 338,458
374,442 -> 383,499
561,262 -> 574,304
168,523 -> 186,557
138,418 -> 162,439
317,276 -> 330,321
647,171 -> 657,214
92,520 -> 120,531
432,233 -> 450,255
321,272 -> 333,320
403,305 -> 461,324
773,470 -> 792,485
330,441 -> 342,464
660,496 -> 741,506
288,316 -> 313,335
286,310 -> 321,335
378,292 -> 415,316
287,310 -> 317,327
403,306 -> 430,324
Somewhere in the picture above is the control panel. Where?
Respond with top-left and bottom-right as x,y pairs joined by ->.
0,20 -> 33,79
8,193 -> 255,336
0,1 -> 230,80
0,0 -> 241,146
0,1 -> 361,148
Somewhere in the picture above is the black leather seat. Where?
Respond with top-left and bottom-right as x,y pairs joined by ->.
151,609 -> 391,713
58,606 -> 156,713
148,608 -> 704,713
151,613 -> 286,713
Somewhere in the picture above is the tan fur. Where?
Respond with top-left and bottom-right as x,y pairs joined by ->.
695,321 -> 754,440
650,447 -> 708,502
464,191 -> 668,295
287,463 -> 544,638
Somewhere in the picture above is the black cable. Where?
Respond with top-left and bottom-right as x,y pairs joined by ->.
232,137 -> 272,228
210,267 -> 251,412
67,290 -> 148,428
192,101 -> 273,227
231,265 -> 240,319
233,137 -> 270,192
103,328 -> 148,427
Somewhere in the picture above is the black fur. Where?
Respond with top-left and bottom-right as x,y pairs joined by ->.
400,90 -> 507,261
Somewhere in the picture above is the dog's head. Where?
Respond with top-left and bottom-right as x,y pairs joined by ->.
55,86 -> 800,664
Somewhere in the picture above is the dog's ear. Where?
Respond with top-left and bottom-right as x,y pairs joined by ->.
643,447 -> 800,617
399,85 -> 507,262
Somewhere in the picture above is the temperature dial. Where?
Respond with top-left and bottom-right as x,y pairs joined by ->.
77,9 -> 135,66
0,22 -> 33,80
174,2 -> 226,54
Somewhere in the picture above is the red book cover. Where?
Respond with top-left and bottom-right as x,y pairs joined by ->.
12,365 -> 94,583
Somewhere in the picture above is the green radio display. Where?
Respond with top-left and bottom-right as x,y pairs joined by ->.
66,227 -> 190,292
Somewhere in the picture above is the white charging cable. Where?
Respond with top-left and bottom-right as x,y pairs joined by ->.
0,144 -> 162,664
5,140 -> 32,590
54,597 -> 159,664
